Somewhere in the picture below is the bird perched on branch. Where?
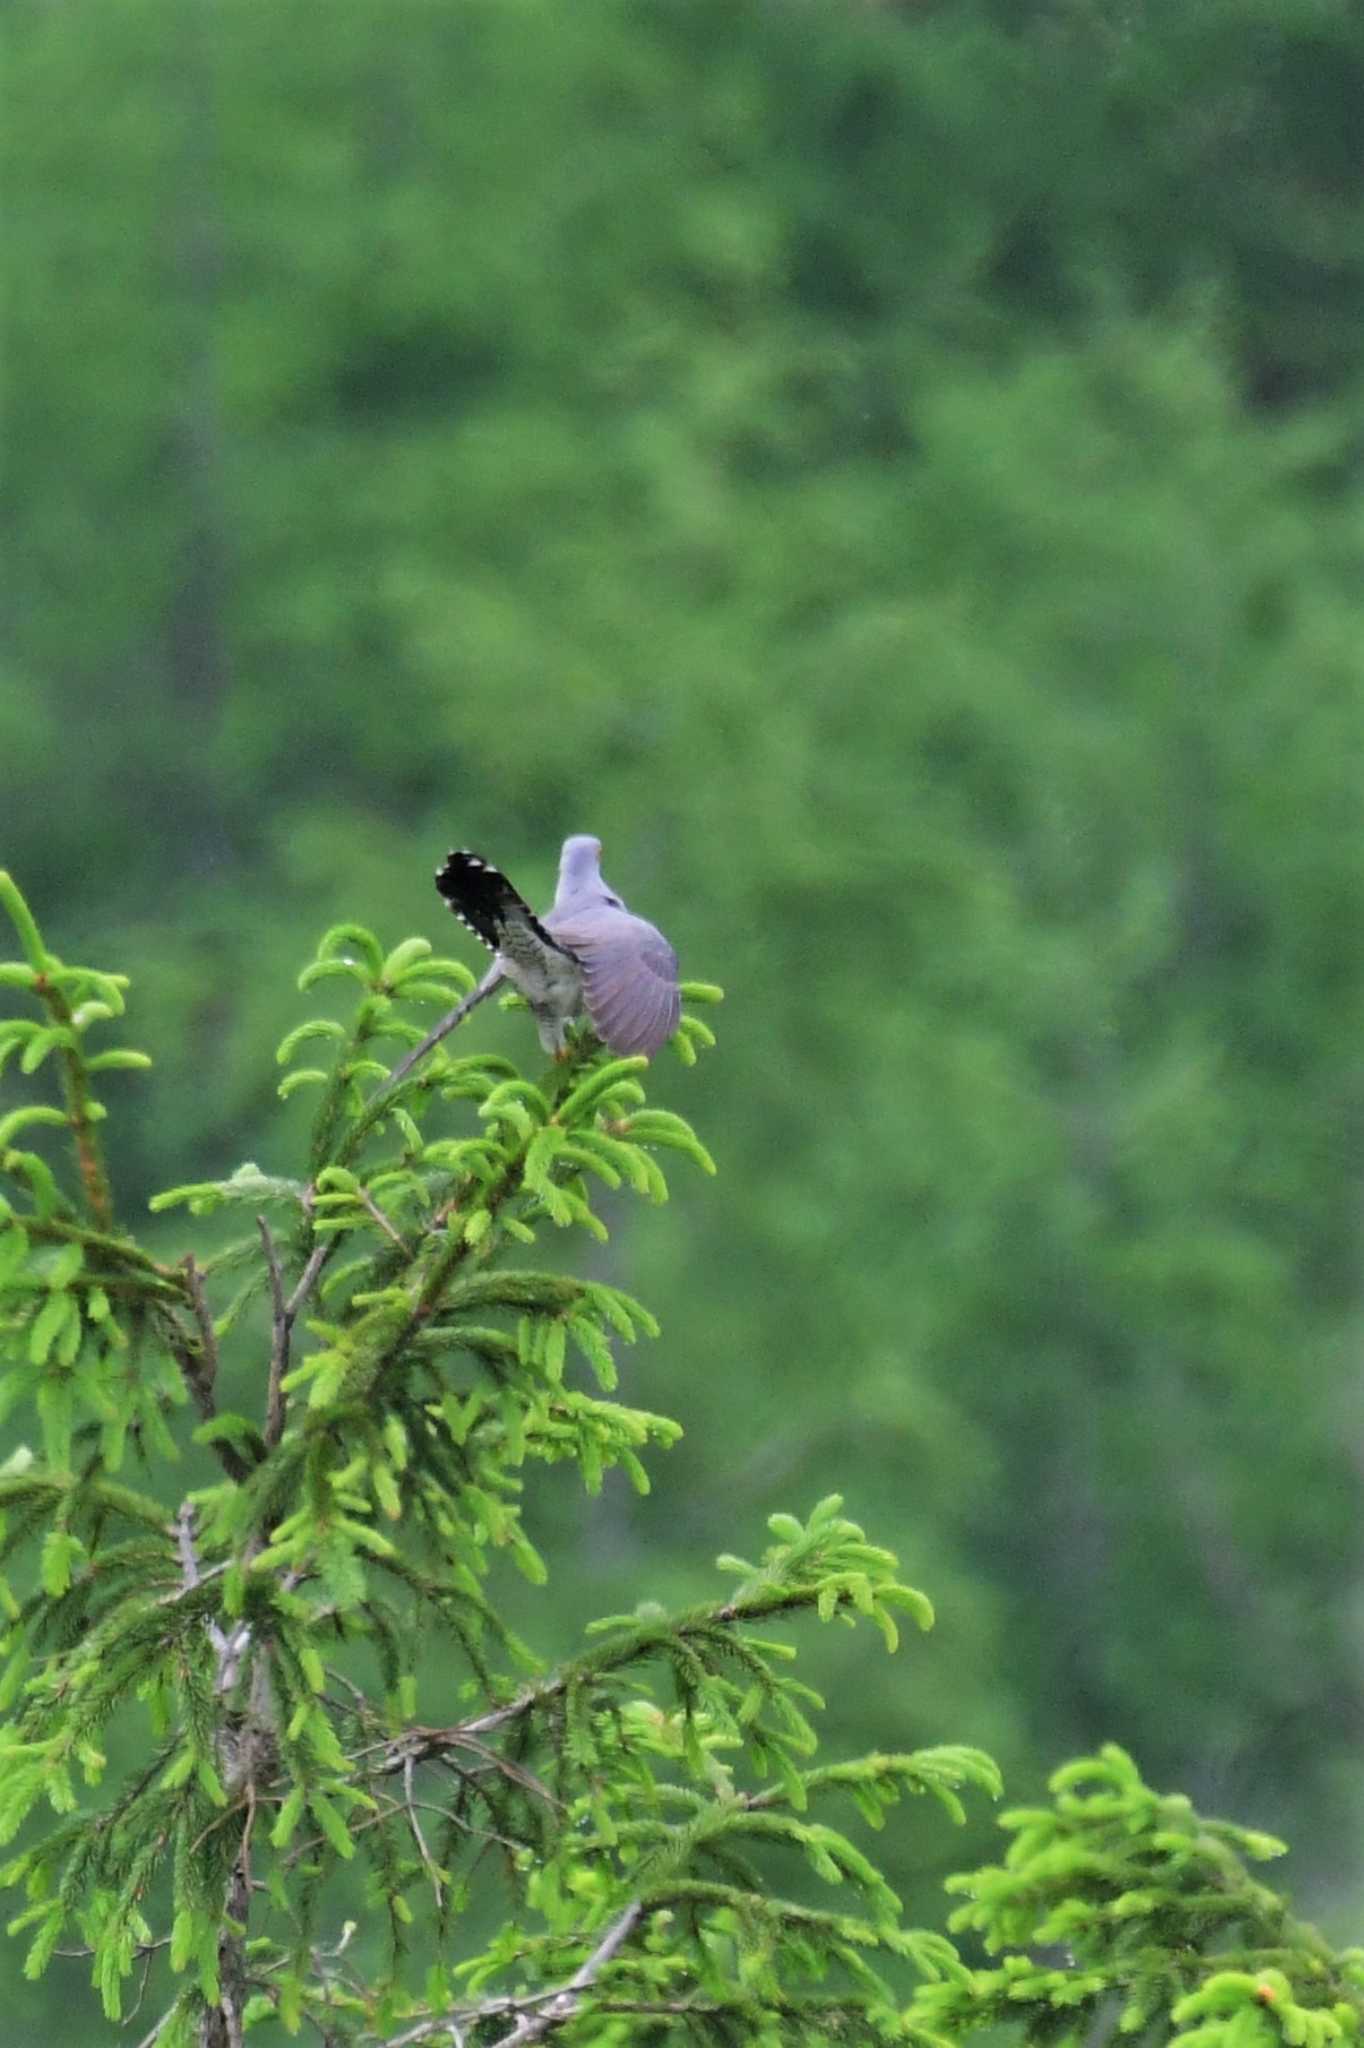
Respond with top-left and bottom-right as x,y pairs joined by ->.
388,836 -> 680,1085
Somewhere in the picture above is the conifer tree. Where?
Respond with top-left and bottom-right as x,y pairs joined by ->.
0,871 -> 997,2044
914,1742 -> 1364,2048
3,869 -> 1360,2048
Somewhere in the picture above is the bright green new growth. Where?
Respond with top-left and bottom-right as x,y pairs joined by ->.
0,874 -> 996,2045
0,872 -> 1358,2048
914,1743 -> 1364,2048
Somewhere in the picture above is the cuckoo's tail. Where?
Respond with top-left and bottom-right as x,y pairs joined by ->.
435,850 -> 567,957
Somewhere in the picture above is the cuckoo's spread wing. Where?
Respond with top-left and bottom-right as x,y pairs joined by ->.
545,908 -> 681,1057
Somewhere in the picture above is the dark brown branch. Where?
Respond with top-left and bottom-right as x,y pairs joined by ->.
201,1847 -> 250,2048
167,1268 -> 252,1484
181,1256 -> 219,1401
257,1220 -> 330,1451
256,1217 -> 289,1451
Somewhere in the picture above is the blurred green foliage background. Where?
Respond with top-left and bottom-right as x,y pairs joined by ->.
5,0 -> 1364,2026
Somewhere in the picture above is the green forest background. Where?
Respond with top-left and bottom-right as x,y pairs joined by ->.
5,0 -> 1364,2027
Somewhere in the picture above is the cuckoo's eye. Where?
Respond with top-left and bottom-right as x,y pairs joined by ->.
602,893 -> 623,908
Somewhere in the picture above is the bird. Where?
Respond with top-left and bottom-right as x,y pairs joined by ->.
386,836 -> 680,1086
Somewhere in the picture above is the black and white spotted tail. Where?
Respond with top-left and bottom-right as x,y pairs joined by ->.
435,850 -> 563,957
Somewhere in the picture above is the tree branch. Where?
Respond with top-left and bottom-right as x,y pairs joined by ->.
287,1239 -> 330,1321
256,1216 -> 289,1450
257,1218 -> 330,1451
181,1255 -> 220,1400
362,1580 -> 836,1787
382,971 -> 503,1093
379,1902 -> 643,2048
403,1751 -> 444,1906
487,1904 -> 642,2048
175,1501 -> 248,1691
357,1184 -> 407,1249
169,1266 -> 253,1483
33,973 -> 116,1230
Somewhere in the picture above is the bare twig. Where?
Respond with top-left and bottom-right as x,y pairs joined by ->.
362,1726 -> 557,1808
135,2005 -> 180,2048
357,1184 -> 407,1249
169,1264 -> 255,1476
257,1216 -> 289,1450
403,1752 -> 444,1905
54,1937 -> 172,1962
379,1902 -> 643,2048
257,1220 -> 330,1450
257,1214 -> 287,1328
383,972 -> 502,1093
286,1239 -> 330,1321
215,1622 -> 252,1699
126,1938 -> 157,2026
487,1902 -> 643,2048
176,1501 -> 250,1694
175,1499 -> 205,1589
181,1255 -> 220,1402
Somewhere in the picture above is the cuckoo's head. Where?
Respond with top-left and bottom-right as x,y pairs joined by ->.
556,834 -> 621,909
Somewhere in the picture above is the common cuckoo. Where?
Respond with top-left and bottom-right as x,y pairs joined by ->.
388,837 -> 680,1084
